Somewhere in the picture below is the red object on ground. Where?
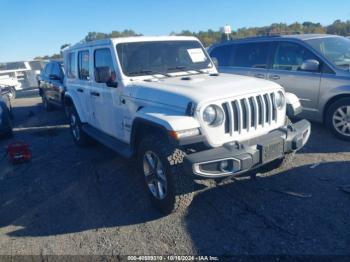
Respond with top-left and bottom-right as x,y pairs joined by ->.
7,142 -> 32,164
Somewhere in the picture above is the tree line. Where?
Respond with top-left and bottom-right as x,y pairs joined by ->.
34,19 -> 350,60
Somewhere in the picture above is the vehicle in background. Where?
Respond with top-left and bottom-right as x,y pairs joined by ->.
0,75 -> 21,99
0,88 -> 13,138
63,36 -> 310,213
38,60 -> 65,111
0,60 -> 47,93
26,60 -> 47,87
209,34 -> 350,141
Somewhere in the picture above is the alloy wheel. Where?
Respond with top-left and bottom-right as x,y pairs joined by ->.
70,113 -> 80,140
332,105 -> 350,137
143,151 -> 168,200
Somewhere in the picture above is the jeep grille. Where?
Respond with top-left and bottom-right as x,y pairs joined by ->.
221,93 -> 278,135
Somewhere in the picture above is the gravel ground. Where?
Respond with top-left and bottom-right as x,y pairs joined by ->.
0,95 -> 350,256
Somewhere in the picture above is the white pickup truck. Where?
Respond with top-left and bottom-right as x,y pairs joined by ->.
63,36 -> 311,213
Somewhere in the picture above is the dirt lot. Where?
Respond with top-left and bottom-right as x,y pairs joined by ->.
0,94 -> 350,256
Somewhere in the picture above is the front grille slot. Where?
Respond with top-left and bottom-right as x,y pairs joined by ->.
222,103 -> 230,134
231,101 -> 239,132
240,99 -> 247,129
257,96 -> 263,125
221,92 -> 279,135
248,97 -> 255,127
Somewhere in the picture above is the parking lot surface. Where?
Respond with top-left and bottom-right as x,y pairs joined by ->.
0,94 -> 350,255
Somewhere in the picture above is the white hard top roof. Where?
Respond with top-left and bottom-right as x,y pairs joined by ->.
67,36 -> 200,51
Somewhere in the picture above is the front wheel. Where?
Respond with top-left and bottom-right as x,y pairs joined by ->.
325,97 -> 350,141
138,134 -> 194,214
42,93 -> 53,111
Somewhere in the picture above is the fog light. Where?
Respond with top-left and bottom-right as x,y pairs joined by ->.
220,160 -> 230,171
219,159 -> 241,173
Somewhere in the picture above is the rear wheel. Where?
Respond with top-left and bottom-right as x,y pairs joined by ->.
67,106 -> 92,146
138,134 -> 194,214
325,97 -> 350,141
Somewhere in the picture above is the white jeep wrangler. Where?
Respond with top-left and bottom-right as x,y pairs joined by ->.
63,36 -> 311,213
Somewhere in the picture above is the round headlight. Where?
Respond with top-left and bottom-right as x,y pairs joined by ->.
203,105 -> 224,126
275,91 -> 286,109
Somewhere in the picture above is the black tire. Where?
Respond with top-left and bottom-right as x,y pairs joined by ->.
138,134 -> 194,214
325,97 -> 350,141
67,106 -> 92,147
42,93 -> 53,111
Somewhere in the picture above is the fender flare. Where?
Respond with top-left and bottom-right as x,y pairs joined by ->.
64,92 -> 88,123
130,106 -> 201,150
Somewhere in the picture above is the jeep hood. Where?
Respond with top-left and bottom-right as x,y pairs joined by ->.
130,73 -> 282,110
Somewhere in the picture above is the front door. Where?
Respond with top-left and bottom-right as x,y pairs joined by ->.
267,41 -> 322,118
89,47 -> 124,139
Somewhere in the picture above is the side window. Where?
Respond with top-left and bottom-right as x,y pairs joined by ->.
94,48 -> 116,82
273,42 -> 320,71
210,45 -> 235,66
67,53 -> 77,78
78,50 -> 90,80
233,42 -> 270,69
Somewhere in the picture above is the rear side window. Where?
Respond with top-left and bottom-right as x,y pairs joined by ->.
233,42 -> 270,69
94,48 -> 116,82
210,44 -> 234,66
272,42 -> 319,71
78,50 -> 90,80
67,53 -> 77,79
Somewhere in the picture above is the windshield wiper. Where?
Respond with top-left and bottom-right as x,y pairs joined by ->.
128,69 -> 171,77
167,66 -> 207,75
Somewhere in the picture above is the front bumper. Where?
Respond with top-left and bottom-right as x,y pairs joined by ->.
184,119 -> 311,178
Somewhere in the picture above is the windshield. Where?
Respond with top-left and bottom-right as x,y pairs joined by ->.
306,36 -> 350,71
116,40 -> 213,76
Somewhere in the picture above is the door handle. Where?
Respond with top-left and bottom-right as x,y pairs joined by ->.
270,75 -> 280,80
254,74 -> 265,79
90,91 -> 100,97
77,88 -> 84,93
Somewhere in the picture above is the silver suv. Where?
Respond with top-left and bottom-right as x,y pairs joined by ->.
209,34 -> 350,141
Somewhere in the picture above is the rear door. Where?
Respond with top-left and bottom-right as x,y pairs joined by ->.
66,50 -> 92,123
267,41 -> 322,115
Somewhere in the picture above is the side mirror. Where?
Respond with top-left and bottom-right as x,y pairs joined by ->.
300,59 -> 320,72
49,74 -> 61,81
211,57 -> 219,68
95,67 -> 118,88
